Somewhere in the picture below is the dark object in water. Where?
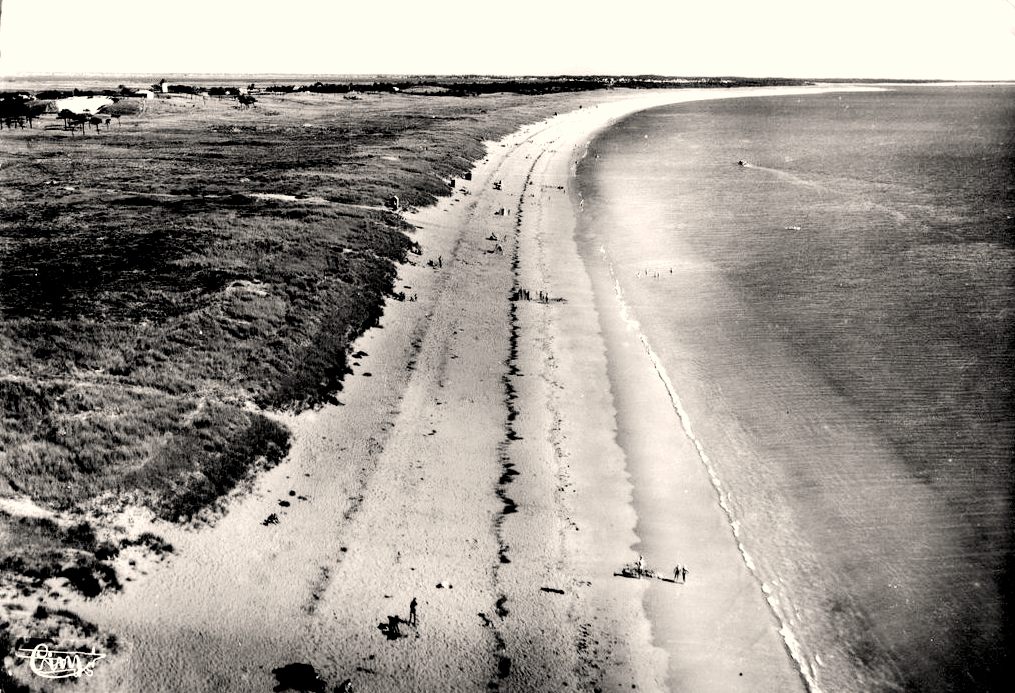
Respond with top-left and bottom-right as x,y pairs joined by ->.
271,662 -> 327,692
737,160 -> 746,166
262,513 -> 280,526
540,587 -> 565,594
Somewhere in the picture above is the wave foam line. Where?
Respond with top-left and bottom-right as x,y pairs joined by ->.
597,243 -> 824,693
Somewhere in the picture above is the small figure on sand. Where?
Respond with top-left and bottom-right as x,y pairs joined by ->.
674,565 -> 681,582
409,597 -> 418,626
681,566 -> 688,583
438,255 -> 443,268
638,555 -> 645,573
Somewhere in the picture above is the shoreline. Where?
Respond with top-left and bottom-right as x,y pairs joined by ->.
60,85 -> 868,692
573,85 -> 1015,692
571,214 -> 811,691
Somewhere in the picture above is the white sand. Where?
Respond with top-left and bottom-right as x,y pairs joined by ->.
63,86 -> 868,692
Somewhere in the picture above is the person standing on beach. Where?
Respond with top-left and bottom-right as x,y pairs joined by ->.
681,567 -> 688,583
674,565 -> 681,582
409,597 -> 418,626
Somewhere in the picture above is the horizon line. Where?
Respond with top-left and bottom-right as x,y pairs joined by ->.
2,71 -> 1013,84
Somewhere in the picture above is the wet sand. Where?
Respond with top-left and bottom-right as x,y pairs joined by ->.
66,87 -> 857,692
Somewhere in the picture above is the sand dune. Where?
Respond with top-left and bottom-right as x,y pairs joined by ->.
65,87 -> 861,692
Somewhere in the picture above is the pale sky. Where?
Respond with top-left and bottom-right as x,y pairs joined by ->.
1,0 -> 1013,79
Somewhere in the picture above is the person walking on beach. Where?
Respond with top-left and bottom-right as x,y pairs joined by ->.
637,555 -> 645,574
681,567 -> 688,583
409,597 -> 418,626
674,565 -> 681,582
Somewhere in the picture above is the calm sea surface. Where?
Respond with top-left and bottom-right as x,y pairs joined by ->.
578,86 -> 1014,692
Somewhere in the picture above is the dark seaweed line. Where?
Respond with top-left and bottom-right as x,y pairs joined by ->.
485,149 -> 545,691
450,122 -> 555,690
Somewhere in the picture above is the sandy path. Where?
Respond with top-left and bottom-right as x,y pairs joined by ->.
65,87 -> 859,692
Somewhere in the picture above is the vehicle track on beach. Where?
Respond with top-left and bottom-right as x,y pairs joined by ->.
279,122 -> 559,630
293,120 -> 564,692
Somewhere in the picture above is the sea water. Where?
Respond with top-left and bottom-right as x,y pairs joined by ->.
577,86 -> 1014,692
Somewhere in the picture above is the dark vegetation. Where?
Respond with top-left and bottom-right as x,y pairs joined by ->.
0,95 -> 47,130
0,513 -> 120,598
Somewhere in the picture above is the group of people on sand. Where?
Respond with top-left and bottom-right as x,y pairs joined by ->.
636,554 -> 689,583
637,268 -> 674,279
386,597 -> 418,639
512,288 -> 554,302
485,232 -> 504,254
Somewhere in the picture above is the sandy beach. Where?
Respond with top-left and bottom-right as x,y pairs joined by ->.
62,86 -> 861,692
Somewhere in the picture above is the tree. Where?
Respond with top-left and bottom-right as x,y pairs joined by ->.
25,100 -> 47,128
0,96 -> 28,129
57,108 -> 76,129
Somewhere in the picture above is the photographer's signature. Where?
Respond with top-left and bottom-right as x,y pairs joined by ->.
15,643 -> 106,679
